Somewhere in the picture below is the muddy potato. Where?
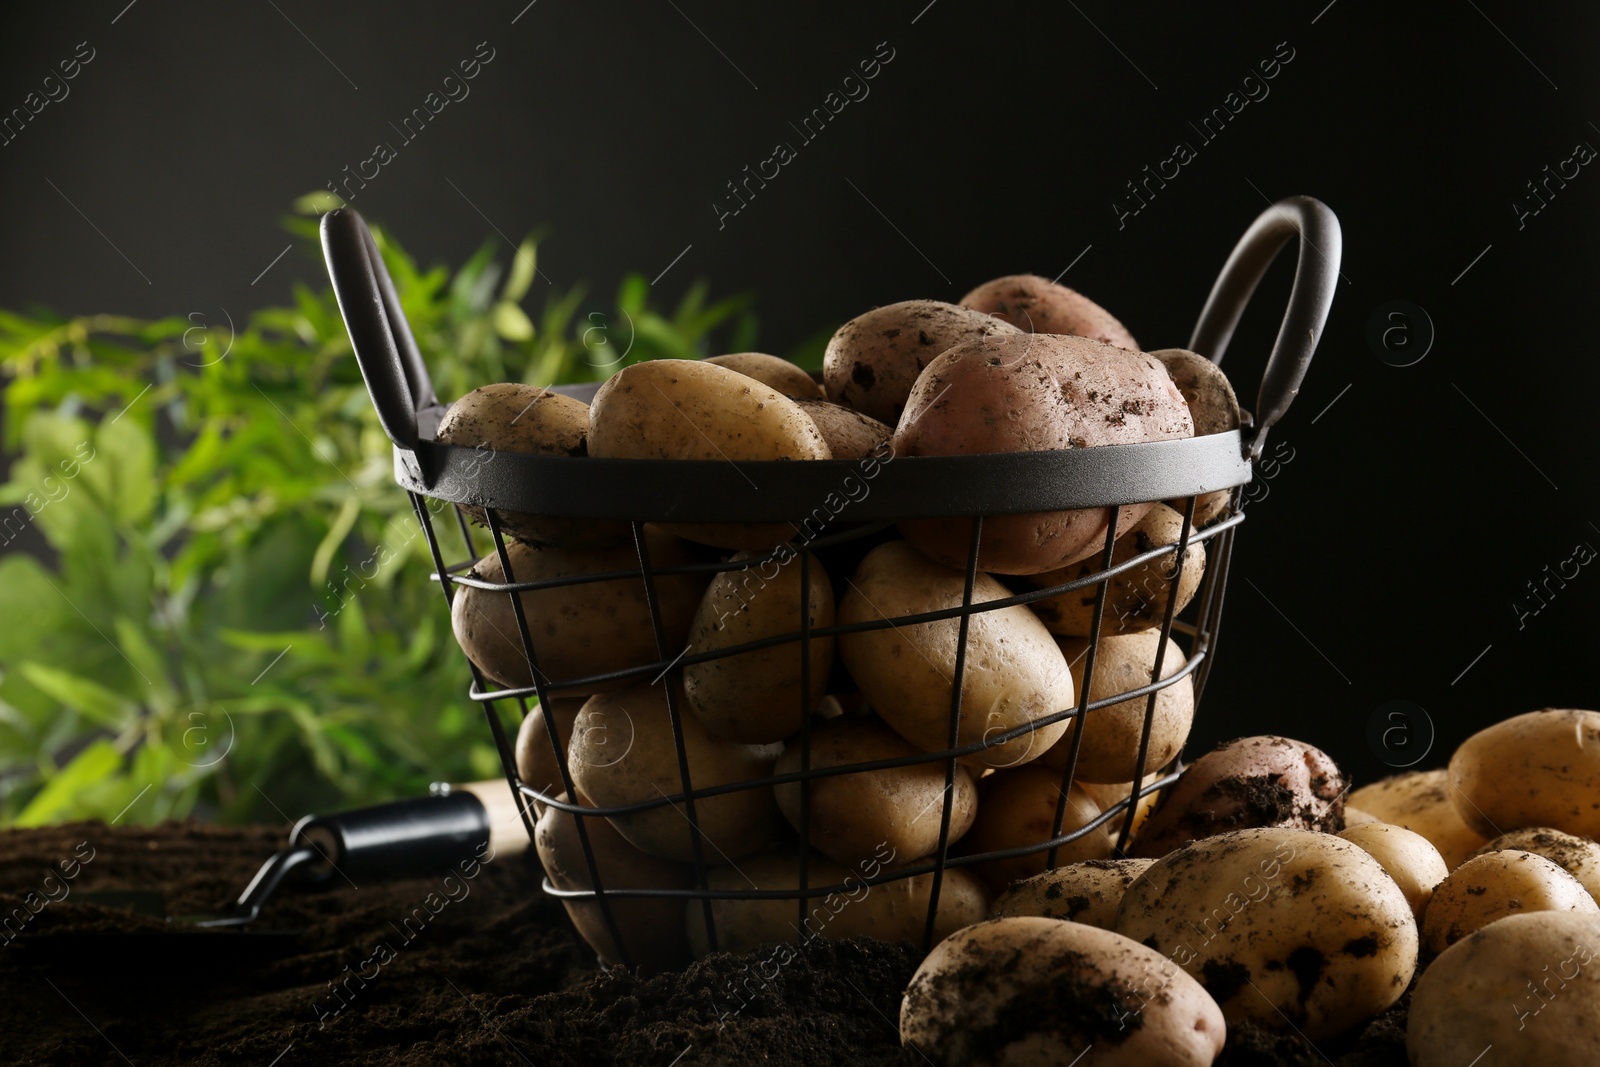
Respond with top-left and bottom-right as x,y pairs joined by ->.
1338,823 -> 1447,920
894,332 -> 1193,575
823,300 -> 1021,424
1042,632 -> 1193,785
901,917 -> 1225,1067
449,529 -> 707,694
514,697 -> 586,812
958,765 -> 1111,893
534,791 -> 694,972
1408,911 -> 1600,1067
683,550 -> 834,744
1450,708 -> 1600,838
704,352 -> 824,399
992,859 -> 1154,930
1132,735 -> 1346,859
1116,827 -> 1418,1042
959,274 -> 1139,350
1347,768 -> 1489,869
587,359 -> 831,549
1026,504 -> 1205,637
567,683 -> 784,862
839,542 -> 1073,770
1149,349 -> 1242,527
1421,850 -> 1598,955
686,851 -> 989,957
435,383 -> 630,548
1470,827 -> 1600,900
774,717 -> 978,866
793,399 -> 892,459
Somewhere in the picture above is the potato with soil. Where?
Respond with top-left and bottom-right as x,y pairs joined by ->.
686,850 -> 989,957
992,859 -> 1154,929
1407,911 -> 1600,1067
1337,822 -> 1447,920
957,765 -> 1111,893
1347,768 -> 1488,869
1131,735 -> 1346,858
773,717 -> 978,867
514,697 -> 586,812
1026,503 -> 1205,637
1149,348 -> 1242,527
901,917 -> 1225,1067
1449,708 -> 1600,838
1041,632 -> 1194,785
449,529 -> 708,694
839,541 -> 1073,770
587,359 -> 831,549
823,300 -> 1021,424
534,791 -> 694,972
1469,827 -> 1600,900
959,274 -> 1139,350
567,682 -> 785,862
683,550 -> 834,744
1421,850 -> 1598,955
893,332 -> 1193,575
703,352 -> 824,398
1116,827 -> 1418,1042
793,399 -> 892,459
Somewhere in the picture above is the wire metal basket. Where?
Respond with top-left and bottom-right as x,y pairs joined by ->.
321,197 -> 1341,970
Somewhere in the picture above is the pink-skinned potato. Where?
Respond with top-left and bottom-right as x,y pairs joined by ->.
959,274 -> 1138,350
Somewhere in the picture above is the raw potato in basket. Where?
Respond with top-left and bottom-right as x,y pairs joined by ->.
1149,347 -> 1242,527
959,273 -> 1139,350
956,764 -> 1111,893
703,352 -> 823,399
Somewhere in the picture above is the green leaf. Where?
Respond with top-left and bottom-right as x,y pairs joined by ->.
14,739 -> 123,827
294,190 -> 347,215
502,238 -> 538,303
18,663 -> 136,728
493,301 -> 534,342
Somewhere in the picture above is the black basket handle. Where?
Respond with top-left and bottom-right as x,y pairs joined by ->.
1188,195 -> 1341,462
321,207 -> 444,449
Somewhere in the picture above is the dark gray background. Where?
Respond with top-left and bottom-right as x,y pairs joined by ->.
3,0 -> 1597,789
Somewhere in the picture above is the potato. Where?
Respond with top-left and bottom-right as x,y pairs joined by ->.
793,398 -> 892,460
567,682 -> 785,862
534,791 -> 693,973
1025,503 -> 1205,637
1041,632 -> 1194,785
449,529 -> 708,694
1449,708 -> 1600,838
823,300 -> 1020,424
587,359 -> 831,549
991,859 -> 1154,930
685,850 -> 989,957
1116,827 -> 1418,1041
838,542 -> 1073,770
901,917 -> 1225,1067
959,274 -> 1139,350
1344,805 -> 1380,827
1080,773 -> 1163,840
514,697 -> 585,812
1149,349 -> 1241,527
1421,850 -> 1599,955
774,717 -> 978,867
703,352 -> 824,398
1338,823 -> 1447,920
683,550 -> 834,744
1347,768 -> 1489,869
1407,911 -> 1600,1067
1131,735 -> 1346,859
1470,827 -> 1600,900
894,332 -> 1193,575
435,383 -> 629,548
957,765 -> 1111,893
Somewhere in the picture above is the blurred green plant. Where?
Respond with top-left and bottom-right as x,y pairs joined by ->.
0,193 -> 773,827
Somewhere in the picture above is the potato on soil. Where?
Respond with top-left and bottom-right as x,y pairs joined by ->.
1469,827 -> 1600,900
1026,503 -> 1205,637
683,549 -> 834,744
1041,631 -> 1193,785
793,398 -> 892,459
1420,849 -> 1598,956
1116,827 -> 1418,1042
893,332 -> 1193,575
449,529 -> 708,694
1131,735 -> 1346,859
823,300 -> 1020,424
1449,708 -> 1600,838
1149,348 -> 1241,527
959,274 -> 1139,350
514,697 -> 586,812
1347,768 -> 1489,869
1337,823 -> 1447,920
435,383 -> 629,548
704,352 -> 824,399
773,717 -> 978,867
956,764 -> 1111,893
838,541 -> 1074,770
991,858 -> 1154,929
901,917 -> 1225,1067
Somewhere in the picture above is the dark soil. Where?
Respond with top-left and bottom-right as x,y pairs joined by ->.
0,822 -> 1408,1065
